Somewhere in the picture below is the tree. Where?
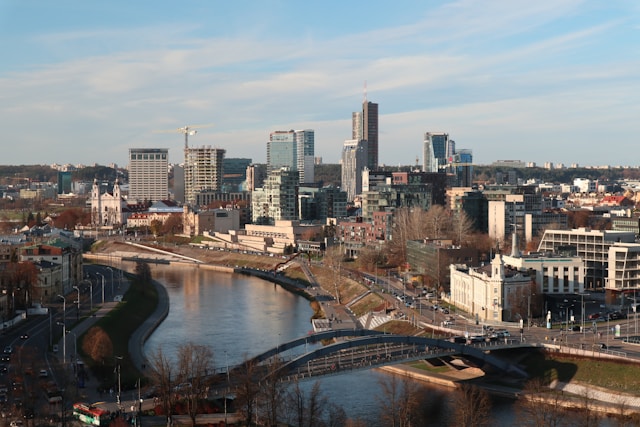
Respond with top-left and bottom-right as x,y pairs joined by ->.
377,373 -> 422,427
259,359 -> 288,427
161,214 -> 183,235
449,383 -> 491,427
450,210 -> 476,246
234,358 -> 261,426
284,380 -> 330,427
515,378 -> 567,427
81,326 -> 113,365
134,261 -> 152,285
176,342 -> 215,427
147,346 -> 176,427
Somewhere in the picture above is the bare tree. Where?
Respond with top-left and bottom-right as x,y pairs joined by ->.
147,346 -> 177,427
450,210 -> 476,246
283,380 -> 331,427
234,357 -> 261,426
259,359 -> 287,427
377,372 -> 422,427
449,383 -> 491,427
515,377 -> 568,427
176,342 -> 215,427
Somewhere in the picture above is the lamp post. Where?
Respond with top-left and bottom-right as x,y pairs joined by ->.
580,293 -> 590,339
96,272 -> 105,304
57,294 -> 66,331
115,356 -> 123,409
73,286 -> 80,320
81,279 -> 93,314
67,330 -> 77,375
57,321 -> 66,368
107,267 -> 114,297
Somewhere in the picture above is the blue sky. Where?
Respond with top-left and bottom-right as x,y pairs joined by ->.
1,0 -> 638,168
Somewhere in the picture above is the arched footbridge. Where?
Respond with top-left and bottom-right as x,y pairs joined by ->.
233,330 -> 530,384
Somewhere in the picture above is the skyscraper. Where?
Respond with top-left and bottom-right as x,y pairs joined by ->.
352,101 -> 378,170
184,146 -> 225,206
423,132 -> 454,172
267,129 -> 314,184
341,139 -> 368,202
128,148 -> 169,203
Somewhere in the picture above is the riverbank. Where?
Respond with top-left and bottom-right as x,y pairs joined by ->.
89,240 -> 640,420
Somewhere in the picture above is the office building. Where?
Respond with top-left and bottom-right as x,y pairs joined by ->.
128,148 -> 169,203
267,130 -> 314,184
57,171 -> 72,195
423,132 -> 454,172
341,139 -> 368,202
353,101 -> 378,170
184,146 -> 226,206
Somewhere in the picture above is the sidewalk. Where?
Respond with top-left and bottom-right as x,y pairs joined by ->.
57,269 -> 170,414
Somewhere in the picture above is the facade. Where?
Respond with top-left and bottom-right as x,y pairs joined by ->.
184,146 -> 226,206
182,206 -> 241,236
57,171 -> 72,195
251,168 -> 299,225
298,186 -> 348,221
267,130 -> 314,184
607,243 -> 640,298
128,148 -> 169,203
222,158 -> 252,191
406,239 -> 481,292
423,132 -> 453,173
538,228 -> 636,291
20,240 -> 83,298
246,164 -> 267,192
450,254 -> 533,323
353,101 -> 378,170
341,139 -> 368,202
90,179 -> 127,227
451,149 -> 473,187
501,253 -> 584,295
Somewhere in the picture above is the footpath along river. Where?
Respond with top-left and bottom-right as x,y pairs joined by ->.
140,263 -> 612,426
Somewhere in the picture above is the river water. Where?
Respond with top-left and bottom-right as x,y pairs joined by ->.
141,264 -> 609,426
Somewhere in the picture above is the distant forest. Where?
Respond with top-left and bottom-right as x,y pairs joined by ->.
1,163 -> 639,189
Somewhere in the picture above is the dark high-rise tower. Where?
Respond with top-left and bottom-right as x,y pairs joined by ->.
352,90 -> 378,170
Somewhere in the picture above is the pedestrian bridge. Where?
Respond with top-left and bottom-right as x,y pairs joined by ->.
237,330 -> 530,383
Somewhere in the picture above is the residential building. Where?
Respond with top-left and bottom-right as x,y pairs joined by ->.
607,243 -> 640,300
251,168 -> 299,225
182,206 -> 241,236
341,139 -> 368,202
184,146 -> 225,206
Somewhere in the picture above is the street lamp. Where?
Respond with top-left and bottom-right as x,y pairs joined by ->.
57,321 -> 66,368
73,286 -> 80,320
115,356 -> 123,408
67,330 -> 77,374
96,272 -> 105,304
81,279 -> 93,314
57,294 -> 66,331
106,267 -> 114,297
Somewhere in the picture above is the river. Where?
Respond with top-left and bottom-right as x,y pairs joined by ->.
141,264 -> 609,426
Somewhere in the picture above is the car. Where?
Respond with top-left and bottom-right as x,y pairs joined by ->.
10,419 -> 23,426
595,343 -> 608,350
38,370 -> 48,378
19,334 -> 27,340
52,345 -> 58,353
0,365 -> 7,374
0,355 -> 9,363
2,347 -> 11,355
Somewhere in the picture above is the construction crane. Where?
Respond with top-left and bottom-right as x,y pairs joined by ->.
154,124 -> 214,149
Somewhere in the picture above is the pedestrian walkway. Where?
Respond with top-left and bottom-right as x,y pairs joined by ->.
56,267 -> 170,418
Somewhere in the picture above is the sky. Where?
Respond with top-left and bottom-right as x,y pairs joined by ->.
0,1 -> 638,168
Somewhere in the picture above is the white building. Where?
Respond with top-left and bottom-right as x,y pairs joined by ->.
341,139 -> 368,202
607,243 -> 640,297
90,179 -> 127,227
128,148 -> 169,203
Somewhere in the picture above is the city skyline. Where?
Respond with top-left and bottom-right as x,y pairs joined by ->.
1,1 -> 638,168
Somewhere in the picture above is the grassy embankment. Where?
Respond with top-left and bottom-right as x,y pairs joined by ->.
78,267 -> 158,390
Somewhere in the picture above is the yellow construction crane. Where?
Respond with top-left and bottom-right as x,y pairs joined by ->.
154,124 -> 215,149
